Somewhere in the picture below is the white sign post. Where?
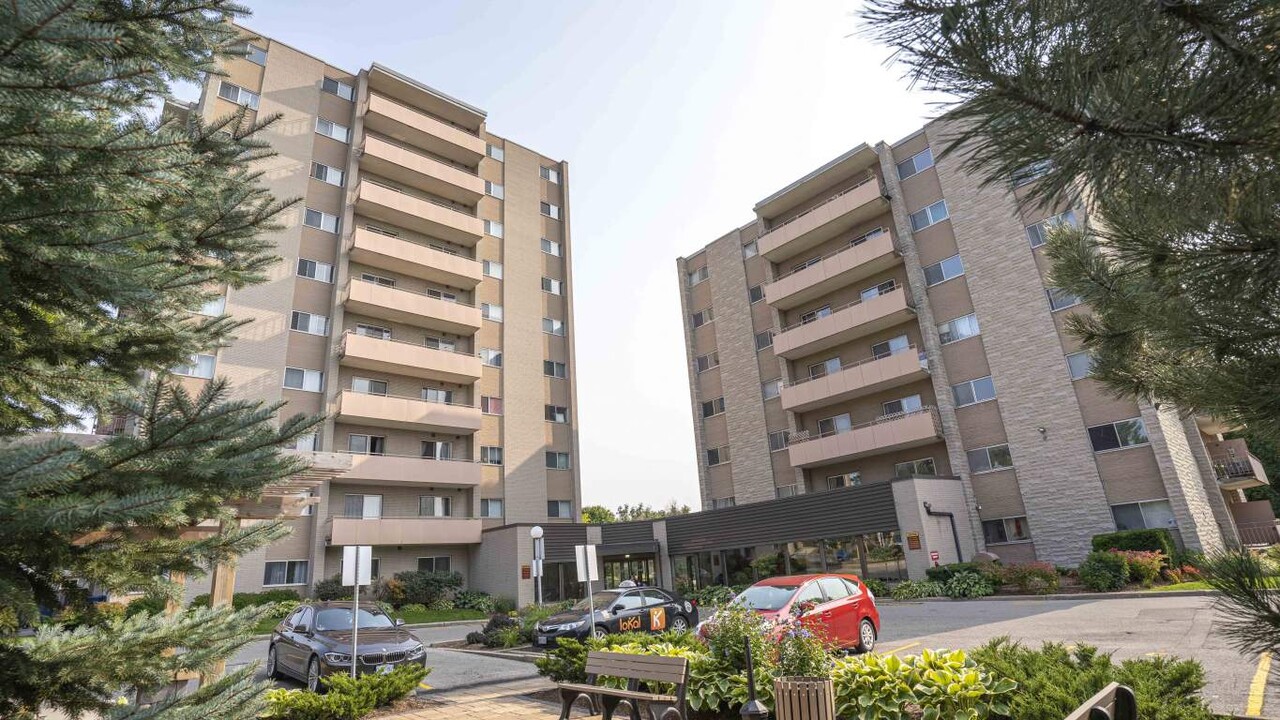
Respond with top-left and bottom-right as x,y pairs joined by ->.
574,544 -> 600,630
530,526 -> 545,607
342,545 -> 372,679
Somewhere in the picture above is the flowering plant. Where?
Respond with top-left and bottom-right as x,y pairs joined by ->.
789,599 -> 818,618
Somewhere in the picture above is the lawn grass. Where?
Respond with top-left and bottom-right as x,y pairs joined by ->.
253,607 -> 486,635
1143,580 -> 1211,592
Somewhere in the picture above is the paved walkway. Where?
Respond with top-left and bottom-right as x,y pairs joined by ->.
399,677 -> 568,719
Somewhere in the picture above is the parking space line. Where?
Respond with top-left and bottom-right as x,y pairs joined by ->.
1247,652 -> 1271,716
885,642 -> 920,655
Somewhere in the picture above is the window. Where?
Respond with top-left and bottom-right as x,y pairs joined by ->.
896,148 -> 934,180
748,284 -> 765,304
702,398 -> 726,418
172,353 -> 216,379
360,272 -> 395,288
818,413 -> 853,436
481,396 -> 503,415
197,296 -> 225,316
290,311 -> 329,335
860,279 -> 897,302
871,334 -> 910,359
743,240 -> 758,258
894,457 -> 937,478
1088,418 -> 1150,452
545,405 -> 569,423
243,43 -> 268,65
351,377 -> 388,395
294,433 -> 318,452
1012,159 -> 1053,187
882,394 -> 923,416
487,143 -> 504,161
421,387 -> 454,404
851,226 -> 886,247
800,305 -> 832,324
541,202 -> 561,219
952,376 -> 997,407
480,499 -> 503,518
542,277 -> 563,295
544,360 -> 568,378
809,357 -> 841,379
217,81 -> 259,110
1111,499 -> 1176,531
1066,351 -> 1094,380
484,220 -> 503,238
310,162 -> 344,186
546,452 -> 572,470
348,434 -> 385,455
419,496 -> 452,517
321,76 -> 355,101
425,287 -> 456,302
776,484 -> 797,499
540,165 -> 561,184
344,494 -> 382,519
479,349 -> 502,367
695,352 -> 719,373
691,308 -> 714,328
283,367 -> 323,392
1027,209 -> 1080,248
314,118 -> 349,143
263,560 -> 308,586
481,303 -> 503,322
968,444 -> 1013,473
480,446 -> 504,465
687,266 -> 710,287
761,379 -> 782,400
297,258 -> 334,282
482,260 -> 503,279
356,324 -> 391,340
909,200 -> 949,231
826,472 -> 862,490
484,181 -> 504,199
768,430 -> 789,452
711,496 -> 735,509
417,556 -> 451,573
938,313 -> 980,344
983,517 -> 1031,544
706,446 -> 730,466
1046,288 -> 1083,311
923,254 -> 964,286
303,208 -> 339,233
421,441 -> 453,460
548,499 -> 572,517
543,317 -> 566,336
754,330 -> 774,351
542,238 -> 562,256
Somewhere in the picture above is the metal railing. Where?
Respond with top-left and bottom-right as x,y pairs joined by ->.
787,406 -> 940,443
769,227 -> 896,283
331,515 -> 481,521
304,448 -> 478,464
354,225 -> 473,260
339,329 -> 477,358
342,386 -> 478,410
359,178 -> 478,217
758,171 -> 878,239
785,346 -> 928,388
779,285 -> 908,334
347,276 -> 477,308
1236,521 -> 1280,547
1214,458 -> 1257,481
361,132 -> 479,176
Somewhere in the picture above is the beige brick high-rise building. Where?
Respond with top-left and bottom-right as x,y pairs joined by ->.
676,119 -> 1274,571
171,27 -> 581,605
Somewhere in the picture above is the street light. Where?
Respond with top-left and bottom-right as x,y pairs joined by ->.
530,525 -> 544,607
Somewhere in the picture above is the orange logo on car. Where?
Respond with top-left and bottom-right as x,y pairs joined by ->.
619,615 -> 642,632
649,608 -> 666,631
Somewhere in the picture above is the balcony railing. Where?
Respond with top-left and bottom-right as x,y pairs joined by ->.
361,178 -> 477,217
340,329 -> 475,358
788,406 -> 942,443
368,92 -> 481,138
362,131 -> 479,176
1237,521 -> 1280,547
330,448 -> 478,463
346,387 -> 476,410
1214,459 -> 1256,480
780,287 -> 911,334
785,346 -> 927,388
771,227 -> 894,282
349,276 -> 476,308
758,171 -> 877,239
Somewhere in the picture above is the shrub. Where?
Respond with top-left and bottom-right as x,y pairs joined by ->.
393,570 -> 463,606
492,596 -> 516,614
535,631 -> 704,683
399,603 -> 427,614
313,576 -> 350,602
1091,529 -> 1175,559
468,613 -> 521,647
190,588 -> 304,609
124,593 -> 169,618
944,571 -> 996,598
453,590 -> 495,613
426,596 -> 454,611
261,663 -> 429,719
372,577 -> 405,607
861,578 -> 889,597
890,580 -> 944,600
1078,551 -> 1129,592
1001,562 -> 1060,594
831,649 -> 1016,720
687,584 -> 739,608
926,560 -> 1002,585
1116,550 -> 1165,586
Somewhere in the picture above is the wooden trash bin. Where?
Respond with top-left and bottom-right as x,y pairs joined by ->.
773,676 -> 836,720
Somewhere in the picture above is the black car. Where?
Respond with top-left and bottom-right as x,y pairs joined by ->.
266,601 -> 427,692
534,587 -> 699,647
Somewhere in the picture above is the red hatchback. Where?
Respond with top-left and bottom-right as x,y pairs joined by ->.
733,573 -> 880,652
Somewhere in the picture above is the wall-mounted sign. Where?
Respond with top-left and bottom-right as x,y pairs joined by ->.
521,565 -> 531,579
906,532 -> 922,550
929,550 -> 940,563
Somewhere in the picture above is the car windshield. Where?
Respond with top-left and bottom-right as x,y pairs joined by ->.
572,591 -> 619,611
314,607 -> 396,631
734,584 -> 799,611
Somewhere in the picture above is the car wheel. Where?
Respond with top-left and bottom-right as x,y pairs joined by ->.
306,656 -> 322,693
266,645 -> 281,680
856,618 -> 877,654
592,625 -> 609,640
670,615 -> 690,633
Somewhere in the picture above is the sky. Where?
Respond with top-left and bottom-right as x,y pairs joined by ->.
229,0 -> 943,509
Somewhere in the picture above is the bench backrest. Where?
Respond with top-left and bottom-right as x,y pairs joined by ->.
585,651 -> 689,686
1064,682 -> 1137,720
774,677 -> 836,720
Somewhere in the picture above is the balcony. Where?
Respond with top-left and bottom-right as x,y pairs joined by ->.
781,348 -> 929,414
360,135 -> 484,205
329,516 -> 482,546
348,226 -> 483,290
787,407 -> 943,469
1207,439 -> 1269,490
343,453 -> 481,488
773,286 -> 915,360
354,180 -> 483,246
362,91 -> 486,166
339,331 -> 483,384
758,174 -> 889,262
343,278 -> 482,335
765,229 -> 901,311
335,389 -> 482,434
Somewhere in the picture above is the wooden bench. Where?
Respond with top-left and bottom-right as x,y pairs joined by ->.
557,651 -> 689,720
1064,682 -> 1137,720
774,677 -> 836,720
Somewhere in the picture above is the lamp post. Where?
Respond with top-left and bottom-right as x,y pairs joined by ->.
530,525 -> 544,607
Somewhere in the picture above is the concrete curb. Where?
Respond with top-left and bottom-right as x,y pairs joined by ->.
880,589 -> 1218,603
251,618 -> 484,641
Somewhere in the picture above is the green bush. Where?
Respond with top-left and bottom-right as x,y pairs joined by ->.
971,638 -> 1212,720
492,624 -> 523,648
191,588 -> 303,609
1091,529 -> 1175,559
944,571 -> 996,598
426,596 -> 454,611
1078,551 -> 1129,592
925,560 -> 1001,584
1116,550 -> 1165,587
393,570 -> 463,606
492,596 -> 516,614
861,578 -> 889,597
398,603 -> 427,614
124,593 -> 169,618
890,580 -> 945,600
831,649 -> 1016,720
1001,562 -> 1060,594
535,631 -> 703,683
262,664 -> 429,719
687,584 -> 740,608
313,576 -> 350,602
453,590 -> 495,613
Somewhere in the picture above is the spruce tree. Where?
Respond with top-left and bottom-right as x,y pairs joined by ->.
861,1 -> 1280,441
0,1 -> 320,717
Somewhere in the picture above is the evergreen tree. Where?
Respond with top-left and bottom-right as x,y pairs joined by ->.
0,1 -> 319,717
862,1 -> 1280,441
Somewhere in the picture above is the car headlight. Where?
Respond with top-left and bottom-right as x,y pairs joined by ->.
323,652 -> 352,665
405,643 -> 426,660
560,620 -> 585,630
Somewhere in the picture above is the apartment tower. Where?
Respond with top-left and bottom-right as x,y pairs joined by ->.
170,28 -> 580,603
677,119 -> 1271,572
